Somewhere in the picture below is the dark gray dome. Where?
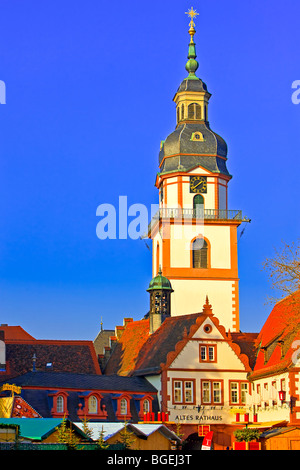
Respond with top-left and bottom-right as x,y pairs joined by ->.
159,122 -> 230,177
175,78 -> 209,94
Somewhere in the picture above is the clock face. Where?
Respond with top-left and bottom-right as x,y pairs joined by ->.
190,176 -> 207,193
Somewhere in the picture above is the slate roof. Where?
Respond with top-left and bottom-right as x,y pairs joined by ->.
1,371 -> 159,422
1,335 -> 101,380
3,371 -> 157,393
249,291 -> 300,380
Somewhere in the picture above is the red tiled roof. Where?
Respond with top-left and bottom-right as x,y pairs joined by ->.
104,319 -> 150,376
104,310 -> 257,377
249,291 -> 300,380
0,325 -> 35,341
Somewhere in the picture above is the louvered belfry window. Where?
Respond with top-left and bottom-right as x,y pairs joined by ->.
192,238 -> 208,268
188,103 -> 202,120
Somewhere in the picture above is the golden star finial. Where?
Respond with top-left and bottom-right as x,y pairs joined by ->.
185,6 -> 199,27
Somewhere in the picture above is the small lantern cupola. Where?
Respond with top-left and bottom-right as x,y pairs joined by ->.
147,269 -> 173,334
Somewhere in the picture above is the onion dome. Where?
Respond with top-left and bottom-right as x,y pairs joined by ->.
147,270 -> 174,292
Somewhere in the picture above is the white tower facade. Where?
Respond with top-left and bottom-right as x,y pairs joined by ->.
149,10 -> 249,332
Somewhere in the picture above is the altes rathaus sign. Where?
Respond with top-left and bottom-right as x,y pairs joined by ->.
171,405 -> 246,424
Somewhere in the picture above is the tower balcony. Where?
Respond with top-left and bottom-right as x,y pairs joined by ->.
148,207 -> 250,235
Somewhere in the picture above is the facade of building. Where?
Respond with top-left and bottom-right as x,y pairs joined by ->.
103,297 -> 258,450
247,291 -> 300,429
148,10 -> 250,332
0,371 -> 159,422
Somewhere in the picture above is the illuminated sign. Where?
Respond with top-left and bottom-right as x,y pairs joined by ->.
0,384 -> 21,395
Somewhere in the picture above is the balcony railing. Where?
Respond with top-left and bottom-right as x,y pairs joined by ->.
152,207 -> 249,221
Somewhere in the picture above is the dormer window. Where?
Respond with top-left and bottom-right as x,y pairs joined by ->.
88,395 -> 98,414
114,393 -> 132,420
191,131 -> 204,141
50,391 -> 69,417
138,395 -> 154,419
77,392 -> 108,419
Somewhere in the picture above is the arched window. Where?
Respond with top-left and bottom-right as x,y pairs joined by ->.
143,399 -> 150,413
177,106 -> 180,123
188,103 -> 194,119
192,238 -> 208,269
57,395 -> 64,413
120,398 -> 127,415
193,194 -> 204,217
188,103 -> 202,120
88,395 -> 98,414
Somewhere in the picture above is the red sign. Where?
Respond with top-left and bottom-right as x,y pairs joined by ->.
201,431 -> 213,450
198,425 -> 210,436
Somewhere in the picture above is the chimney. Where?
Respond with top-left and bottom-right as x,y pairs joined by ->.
150,312 -> 162,335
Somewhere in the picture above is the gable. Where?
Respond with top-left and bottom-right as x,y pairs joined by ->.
168,316 -> 251,372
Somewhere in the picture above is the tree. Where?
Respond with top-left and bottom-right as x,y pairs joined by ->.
263,239 -> 300,303
80,416 -> 93,441
117,422 -> 136,450
56,416 -> 80,450
97,426 -> 109,450
234,428 -> 261,442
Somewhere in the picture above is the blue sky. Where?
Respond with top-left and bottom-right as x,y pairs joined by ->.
0,0 -> 299,340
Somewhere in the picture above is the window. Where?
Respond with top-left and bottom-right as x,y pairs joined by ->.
241,383 -> 248,404
193,194 -> 204,218
202,381 -> 211,403
173,379 -> 195,404
199,344 -> 216,363
120,398 -> 127,415
201,380 -> 223,405
57,395 -> 64,413
195,103 -> 201,119
230,381 -> 249,405
188,103 -> 201,120
114,394 -> 132,420
174,381 -> 182,403
138,396 -> 153,419
188,103 -> 194,119
230,383 -> 238,404
192,238 -> 208,268
50,391 -> 69,417
88,395 -> 98,414
213,382 -> 221,403
143,399 -> 150,413
185,381 -> 193,403
181,104 -> 185,120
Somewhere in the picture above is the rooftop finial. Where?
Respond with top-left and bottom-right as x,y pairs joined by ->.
185,6 -> 199,29
184,7 -> 199,80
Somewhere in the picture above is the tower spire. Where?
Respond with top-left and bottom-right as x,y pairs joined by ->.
185,7 -> 199,79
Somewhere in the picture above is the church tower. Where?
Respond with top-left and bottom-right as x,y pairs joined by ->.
149,8 -> 249,332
